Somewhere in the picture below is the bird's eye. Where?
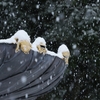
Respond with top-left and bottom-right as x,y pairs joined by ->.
40,45 -> 45,48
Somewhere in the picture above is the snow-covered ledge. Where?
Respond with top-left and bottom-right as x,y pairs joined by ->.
0,43 -> 67,100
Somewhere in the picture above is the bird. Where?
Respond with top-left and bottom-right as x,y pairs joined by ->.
32,37 -> 47,54
57,44 -> 70,64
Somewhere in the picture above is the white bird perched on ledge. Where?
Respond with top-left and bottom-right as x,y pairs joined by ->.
32,37 -> 47,54
57,44 -> 70,64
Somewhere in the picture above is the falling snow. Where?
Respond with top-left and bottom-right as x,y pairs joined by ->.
20,60 -> 24,64
56,16 -> 60,22
0,0 -> 99,100
7,67 -> 12,71
36,4 -> 40,9
21,76 -> 27,83
25,94 -> 28,98
47,80 -> 50,85
35,58 -> 38,62
50,75 -> 53,80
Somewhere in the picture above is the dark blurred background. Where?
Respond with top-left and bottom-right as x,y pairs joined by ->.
0,0 -> 100,100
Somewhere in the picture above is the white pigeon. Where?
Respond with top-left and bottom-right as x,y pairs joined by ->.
32,37 -> 47,54
57,44 -> 70,64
